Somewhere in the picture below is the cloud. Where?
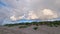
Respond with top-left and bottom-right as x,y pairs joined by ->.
10,15 -> 17,21
0,0 -> 60,25
40,9 -> 58,20
10,10 -> 38,20
10,9 -> 58,20
27,10 -> 38,19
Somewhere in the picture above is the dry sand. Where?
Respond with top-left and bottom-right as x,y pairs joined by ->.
0,26 -> 26,34
0,25 -> 60,34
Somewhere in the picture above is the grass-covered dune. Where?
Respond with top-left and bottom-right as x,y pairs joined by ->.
4,20 -> 60,27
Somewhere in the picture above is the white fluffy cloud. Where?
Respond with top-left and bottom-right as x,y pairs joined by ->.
40,9 -> 58,20
10,15 -> 17,21
10,10 -> 38,20
27,10 -> 38,19
10,9 -> 58,21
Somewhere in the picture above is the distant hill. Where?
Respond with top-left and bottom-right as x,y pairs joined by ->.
3,19 -> 40,25
3,19 -> 60,25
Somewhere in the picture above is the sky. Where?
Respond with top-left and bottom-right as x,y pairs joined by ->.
0,0 -> 60,25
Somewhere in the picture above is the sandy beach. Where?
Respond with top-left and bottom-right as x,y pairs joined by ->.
0,25 -> 60,34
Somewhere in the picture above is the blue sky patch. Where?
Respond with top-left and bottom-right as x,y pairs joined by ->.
0,1 -> 7,7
